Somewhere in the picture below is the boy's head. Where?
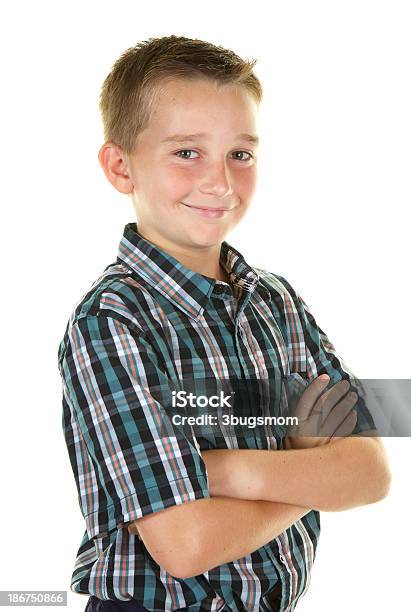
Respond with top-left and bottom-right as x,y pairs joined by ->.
98,35 -> 263,260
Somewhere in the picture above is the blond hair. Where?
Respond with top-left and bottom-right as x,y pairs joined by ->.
99,34 -> 263,154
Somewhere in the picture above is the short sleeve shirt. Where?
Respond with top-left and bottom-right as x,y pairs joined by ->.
57,222 -> 376,611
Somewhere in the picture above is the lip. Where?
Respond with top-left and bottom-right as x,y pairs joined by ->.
181,203 -> 231,211
180,202 -> 230,219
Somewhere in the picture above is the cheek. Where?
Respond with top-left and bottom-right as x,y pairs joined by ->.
235,168 -> 257,198
160,166 -> 194,199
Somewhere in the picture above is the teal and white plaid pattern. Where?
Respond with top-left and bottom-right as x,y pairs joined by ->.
58,222 -> 374,611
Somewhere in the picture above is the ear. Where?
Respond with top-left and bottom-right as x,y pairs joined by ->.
98,142 -> 134,195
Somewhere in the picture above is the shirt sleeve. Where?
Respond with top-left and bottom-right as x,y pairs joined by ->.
278,276 -> 377,437
59,314 -> 210,541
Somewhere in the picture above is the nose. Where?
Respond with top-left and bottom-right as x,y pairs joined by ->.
199,159 -> 233,198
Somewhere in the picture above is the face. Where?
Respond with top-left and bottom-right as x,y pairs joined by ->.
102,78 -> 259,259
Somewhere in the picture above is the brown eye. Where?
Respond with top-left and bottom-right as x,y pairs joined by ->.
232,151 -> 253,161
175,150 -> 199,159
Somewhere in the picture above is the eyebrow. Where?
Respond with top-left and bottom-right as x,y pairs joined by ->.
161,132 -> 260,145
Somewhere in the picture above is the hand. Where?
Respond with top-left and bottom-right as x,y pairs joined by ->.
284,375 -> 358,451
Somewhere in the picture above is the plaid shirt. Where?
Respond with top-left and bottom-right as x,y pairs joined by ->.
58,222 -> 375,611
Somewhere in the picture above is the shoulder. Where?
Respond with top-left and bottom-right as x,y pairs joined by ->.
253,267 -> 302,304
58,263 -> 155,365
64,262 -> 156,325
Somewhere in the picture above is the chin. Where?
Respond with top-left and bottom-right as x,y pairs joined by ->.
188,227 -> 228,247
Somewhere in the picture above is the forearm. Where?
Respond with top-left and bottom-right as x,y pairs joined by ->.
202,438 -> 391,512
186,496 -> 310,577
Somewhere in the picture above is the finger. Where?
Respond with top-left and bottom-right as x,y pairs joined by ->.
315,434 -> 332,446
330,409 -> 357,439
320,391 -> 358,437
303,380 -> 349,433
291,375 -> 330,422
311,379 -> 351,423
316,379 -> 350,410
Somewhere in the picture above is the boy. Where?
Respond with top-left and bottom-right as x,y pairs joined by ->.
58,35 -> 391,612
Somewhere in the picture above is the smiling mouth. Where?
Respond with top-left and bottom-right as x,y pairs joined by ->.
181,203 -> 231,212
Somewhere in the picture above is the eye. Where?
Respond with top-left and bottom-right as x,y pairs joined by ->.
174,149 -> 200,159
232,150 -> 254,162
174,149 -> 254,161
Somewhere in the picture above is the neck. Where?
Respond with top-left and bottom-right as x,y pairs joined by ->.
136,225 -> 230,283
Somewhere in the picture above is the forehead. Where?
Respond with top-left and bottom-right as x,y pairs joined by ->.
146,78 -> 259,139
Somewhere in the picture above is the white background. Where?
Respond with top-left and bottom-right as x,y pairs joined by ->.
1,1 -> 410,610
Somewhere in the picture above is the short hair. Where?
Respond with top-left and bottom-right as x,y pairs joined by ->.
99,34 -> 263,154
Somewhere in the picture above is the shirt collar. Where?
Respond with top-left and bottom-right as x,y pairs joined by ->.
116,222 -> 261,320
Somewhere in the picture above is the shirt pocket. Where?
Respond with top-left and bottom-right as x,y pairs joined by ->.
273,338 -> 309,447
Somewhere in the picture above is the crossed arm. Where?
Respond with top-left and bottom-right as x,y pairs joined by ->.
127,433 -> 391,579
201,434 -> 391,512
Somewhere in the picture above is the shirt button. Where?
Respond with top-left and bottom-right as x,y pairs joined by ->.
279,555 -> 286,564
